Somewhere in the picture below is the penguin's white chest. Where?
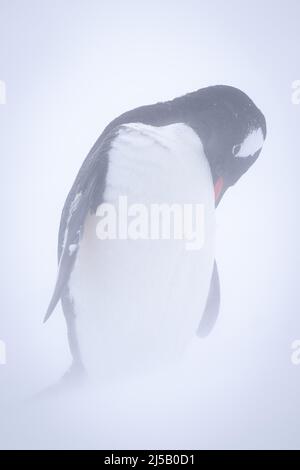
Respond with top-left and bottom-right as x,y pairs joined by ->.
69,123 -> 215,378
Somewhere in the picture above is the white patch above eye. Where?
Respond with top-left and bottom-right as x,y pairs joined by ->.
234,128 -> 264,158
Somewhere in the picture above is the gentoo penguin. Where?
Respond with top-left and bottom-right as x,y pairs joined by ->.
45,85 -> 266,382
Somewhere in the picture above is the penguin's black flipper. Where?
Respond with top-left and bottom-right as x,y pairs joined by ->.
197,261 -> 220,337
44,129 -> 117,322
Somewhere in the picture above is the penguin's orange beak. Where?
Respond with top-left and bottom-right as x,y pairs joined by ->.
214,176 -> 224,206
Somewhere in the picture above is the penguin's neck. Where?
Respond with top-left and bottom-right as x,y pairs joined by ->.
103,93 -> 209,145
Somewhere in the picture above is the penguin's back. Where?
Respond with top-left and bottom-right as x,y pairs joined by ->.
69,123 -> 215,379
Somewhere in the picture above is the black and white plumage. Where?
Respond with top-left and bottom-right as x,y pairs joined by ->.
46,85 -> 266,381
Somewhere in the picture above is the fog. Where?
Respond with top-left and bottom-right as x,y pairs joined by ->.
0,0 -> 299,449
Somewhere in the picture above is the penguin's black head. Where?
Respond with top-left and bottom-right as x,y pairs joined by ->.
188,85 -> 267,206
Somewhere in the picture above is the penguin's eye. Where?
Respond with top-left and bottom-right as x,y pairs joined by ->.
232,144 -> 241,156
232,128 -> 265,159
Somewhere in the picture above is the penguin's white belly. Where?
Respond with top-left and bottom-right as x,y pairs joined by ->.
69,123 -> 215,379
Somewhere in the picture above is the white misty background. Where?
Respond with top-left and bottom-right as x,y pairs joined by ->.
0,0 -> 299,449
